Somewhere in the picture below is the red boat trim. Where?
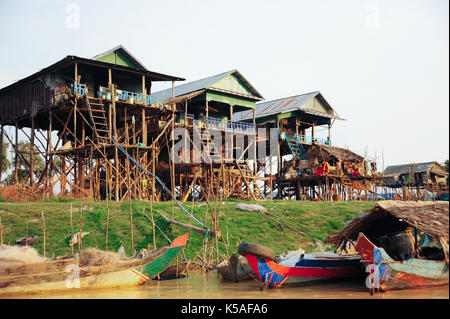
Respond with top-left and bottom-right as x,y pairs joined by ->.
246,254 -> 263,281
130,268 -> 150,283
170,233 -> 189,248
263,258 -> 358,278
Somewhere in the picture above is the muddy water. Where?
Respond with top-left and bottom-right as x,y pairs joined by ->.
3,271 -> 448,299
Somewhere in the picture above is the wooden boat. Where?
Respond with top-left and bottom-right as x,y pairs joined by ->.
238,243 -> 363,288
156,259 -> 190,280
356,233 -> 449,292
0,233 -> 188,296
327,201 -> 449,293
217,253 -> 255,282
141,233 -> 188,278
15,235 -> 39,246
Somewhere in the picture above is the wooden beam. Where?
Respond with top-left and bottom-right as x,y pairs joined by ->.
150,212 -> 211,237
30,118 -> 35,186
14,124 -> 18,183
0,125 -> 3,179
142,75 -> 146,95
74,62 -> 78,83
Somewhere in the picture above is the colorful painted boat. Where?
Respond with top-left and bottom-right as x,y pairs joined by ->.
326,201 -> 449,293
143,233 -> 189,278
356,233 -> 449,292
0,233 -> 188,296
239,243 -> 363,288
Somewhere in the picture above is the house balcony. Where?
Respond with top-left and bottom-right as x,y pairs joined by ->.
294,134 -> 331,146
162,113 -> 256,134
281,131 -> 331,146
50,83 -> 165,108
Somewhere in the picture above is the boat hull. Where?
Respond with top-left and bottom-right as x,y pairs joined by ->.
0,233 -> 189,296
355,233 -> 449,291
244,253 -> 362,288
0,266 -> 149,296
143,233 -> 189,278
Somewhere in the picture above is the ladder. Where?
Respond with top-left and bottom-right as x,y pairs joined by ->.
293,134 -> 307,160
281,132 -> 307,160
85,96 -> 110,144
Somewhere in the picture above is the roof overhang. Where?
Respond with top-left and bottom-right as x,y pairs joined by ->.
0,56 -> 184,93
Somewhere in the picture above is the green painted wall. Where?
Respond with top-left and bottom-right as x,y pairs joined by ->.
206,91 -> 256,110
211,74 -> 252,96
277,112 -> 294,120
95,50 -> 138,69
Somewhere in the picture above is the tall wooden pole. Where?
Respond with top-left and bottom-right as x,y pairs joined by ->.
0,125 -> 3,180
112,85 -> 119,201
70,203 -> 74,255
48,108 -> 53,197
105,161 -> 110,251
30,117 -> 35,186
78,204 -> 83,255
74,99 -> 77,148
41,211 -> 46,257
253,109 -> 257,176
14,124 -> 18,183
129,196 -> 134,255
0,216 -> 3,246
142,75 -> 146,95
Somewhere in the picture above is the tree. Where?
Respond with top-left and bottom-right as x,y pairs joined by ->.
1,136 -> 10,172
6,141 -> 45,184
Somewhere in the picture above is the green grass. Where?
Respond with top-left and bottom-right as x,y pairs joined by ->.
0,199 -> 374,260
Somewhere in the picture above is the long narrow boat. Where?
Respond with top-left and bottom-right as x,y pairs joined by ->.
143,233 -> 189,278
238,243 -> 363,288
327,201 -> 449,293
356,233 -> 449,291
0,233 -> 188,296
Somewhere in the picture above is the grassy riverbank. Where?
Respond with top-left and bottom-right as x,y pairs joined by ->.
0,199 -> 374,260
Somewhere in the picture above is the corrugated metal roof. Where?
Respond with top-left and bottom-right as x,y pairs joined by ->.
152,69 -> 263,102
383,162 -> 447,176
233,91 -> 343,121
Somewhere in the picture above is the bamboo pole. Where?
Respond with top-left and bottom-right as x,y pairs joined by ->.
129,197 -> 134,255
41,211 -> 46,257
78,204 -> 83,255
0,126 -> 3,180
70,203 -> 74,255
105,162 -> 110,251
14,124 -> 18,183
150,200 -> 156,250
0,216 -> 2,246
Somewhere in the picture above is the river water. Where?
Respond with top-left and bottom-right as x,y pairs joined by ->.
3,271 -> 448,299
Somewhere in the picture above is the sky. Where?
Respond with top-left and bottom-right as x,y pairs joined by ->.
0,0 -> 448,170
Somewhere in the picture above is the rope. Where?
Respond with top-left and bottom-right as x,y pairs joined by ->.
154,222 -> 172,244
112,138 -> 209,233
143,213 -> 172,244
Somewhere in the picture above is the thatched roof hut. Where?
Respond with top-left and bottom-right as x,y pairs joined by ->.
326,201 -> 449,248
306,142 -> 364,163
382,161 -> 448,187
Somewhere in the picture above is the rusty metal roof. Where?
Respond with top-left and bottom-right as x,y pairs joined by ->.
233,91 -> 343,121
383,162 -> 448,177
152,69 -> 263,102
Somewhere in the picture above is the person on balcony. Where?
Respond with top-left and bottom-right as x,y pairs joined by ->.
322,161 -> 331,175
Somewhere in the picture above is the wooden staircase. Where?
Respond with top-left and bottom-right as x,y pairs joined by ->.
85,96 -> 110,144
